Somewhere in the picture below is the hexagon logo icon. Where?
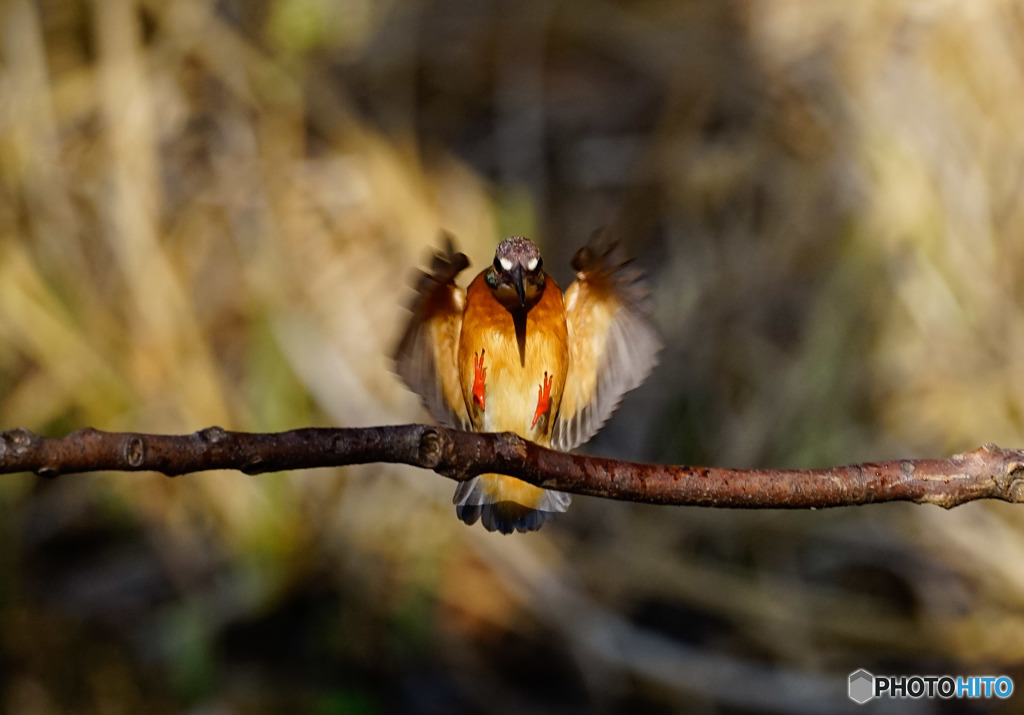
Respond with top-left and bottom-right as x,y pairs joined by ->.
849,669 -> 874,704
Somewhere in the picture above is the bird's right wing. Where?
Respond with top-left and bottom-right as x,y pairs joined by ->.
393,235 -> 472,430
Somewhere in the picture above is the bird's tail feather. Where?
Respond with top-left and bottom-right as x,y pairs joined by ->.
453,475 -> 571,534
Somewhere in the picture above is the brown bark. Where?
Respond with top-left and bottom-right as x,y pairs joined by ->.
1,425 -> 1022,509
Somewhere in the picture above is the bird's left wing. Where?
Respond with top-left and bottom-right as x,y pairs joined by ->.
393,235 -> 471,430
552,231 -> 661,452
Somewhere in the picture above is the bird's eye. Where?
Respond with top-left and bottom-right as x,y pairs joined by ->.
493,256 -> 503,273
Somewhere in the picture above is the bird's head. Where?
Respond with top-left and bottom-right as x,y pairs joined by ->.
485,236 -> 546,310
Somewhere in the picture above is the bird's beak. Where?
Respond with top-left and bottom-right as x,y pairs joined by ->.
512,265 -> 526,307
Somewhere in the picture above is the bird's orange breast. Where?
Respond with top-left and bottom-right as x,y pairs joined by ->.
458,272 -> 569,444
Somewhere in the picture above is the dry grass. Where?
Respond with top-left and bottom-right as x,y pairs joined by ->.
1,0 -> 1024,711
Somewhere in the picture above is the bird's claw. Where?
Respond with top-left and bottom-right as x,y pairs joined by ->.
531,371 -> 553,428
472,350 -> 486,410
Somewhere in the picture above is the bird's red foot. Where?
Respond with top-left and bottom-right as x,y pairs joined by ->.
531,371 -> 553,428
472,350 -> 486,410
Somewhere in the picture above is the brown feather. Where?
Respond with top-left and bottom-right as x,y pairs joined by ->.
392,237 -> 471,429
552,230 -> 661,452
459,272 -> 568,440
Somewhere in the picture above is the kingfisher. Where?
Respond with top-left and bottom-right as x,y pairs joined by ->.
393,231 -> 660,534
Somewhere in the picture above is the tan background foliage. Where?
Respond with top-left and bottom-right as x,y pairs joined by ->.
1,0 -> 1023,711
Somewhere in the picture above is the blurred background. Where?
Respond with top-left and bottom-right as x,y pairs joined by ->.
2,0 -> 1024,711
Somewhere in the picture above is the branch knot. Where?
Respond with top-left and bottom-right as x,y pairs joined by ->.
125,436 -> 145,467
196,426 -> 228,444
1004,460 -> 1024,503
417,427 -> 445,469
3,428 -> 37,457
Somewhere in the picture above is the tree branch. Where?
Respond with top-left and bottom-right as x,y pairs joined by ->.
0,425 -> 1022,508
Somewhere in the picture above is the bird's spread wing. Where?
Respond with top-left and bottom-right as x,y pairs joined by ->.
393,234 -> 471,430
552,230 -> 661,452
